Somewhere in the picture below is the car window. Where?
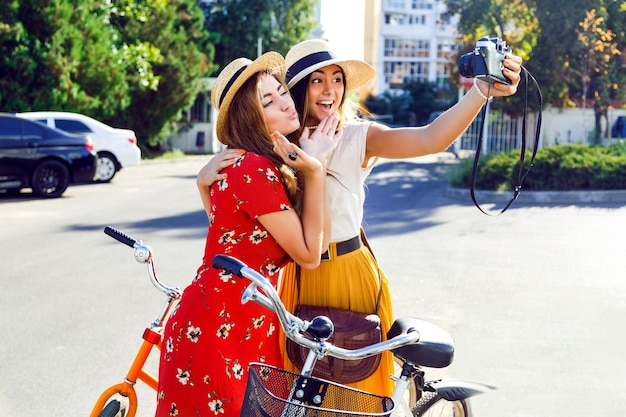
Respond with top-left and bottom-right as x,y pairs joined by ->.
0,117 -> 22,141
55,119 -> 92,133
23,121 -> 45,141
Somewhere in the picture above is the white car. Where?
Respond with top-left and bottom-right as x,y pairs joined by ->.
17,111 -> 141,182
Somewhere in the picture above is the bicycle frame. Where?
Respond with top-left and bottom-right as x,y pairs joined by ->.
91,229 -> 491,417
213,253 -> 495,417
90,227 -> 182,417
89,328 -> 161,417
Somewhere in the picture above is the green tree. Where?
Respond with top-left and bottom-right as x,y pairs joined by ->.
364,90 -> 412,126
567,8 -> 621,144
605,1 -> 626,104
442,0 -> 540,115
404,80 -> 457,125
200,0 -> 316,74
528,0 -> 596,107
0,0 -> 130,115
444,0 -> 626,131
444,0 -> 539,60
112,0 -> 215,147
530,0 -> 625,141
0,0 -> 214,150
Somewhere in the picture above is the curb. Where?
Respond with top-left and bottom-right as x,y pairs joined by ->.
445,187 -> 626,204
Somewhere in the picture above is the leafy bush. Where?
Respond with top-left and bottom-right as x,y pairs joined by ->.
447,142 -> 626,191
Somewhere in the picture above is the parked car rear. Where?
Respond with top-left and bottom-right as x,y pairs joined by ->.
0,113 -> 97,198
612,116 -> 625,138
17,111 -> 141,182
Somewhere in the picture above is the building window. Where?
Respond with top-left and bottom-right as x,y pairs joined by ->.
436,41 -> 456,59
384,38 -> 430,58
384,13 -> 407,25
384,13 -> 428,27
385,61 -> 429,88
410,0 -> 432,9
385,0 -> 406,10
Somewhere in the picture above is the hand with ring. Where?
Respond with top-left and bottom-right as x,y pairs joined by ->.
271,131 -> 325,176
299,114 -> 342,164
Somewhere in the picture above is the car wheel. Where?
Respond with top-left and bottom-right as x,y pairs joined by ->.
97,152 -> 118,182
31,160 -> 70,198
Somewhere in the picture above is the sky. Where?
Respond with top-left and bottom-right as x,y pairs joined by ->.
319,0 -> 365,60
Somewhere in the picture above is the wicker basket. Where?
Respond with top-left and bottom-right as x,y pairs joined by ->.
240,363 -> 394,416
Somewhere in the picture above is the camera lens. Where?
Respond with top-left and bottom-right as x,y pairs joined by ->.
458,53 -> 475,77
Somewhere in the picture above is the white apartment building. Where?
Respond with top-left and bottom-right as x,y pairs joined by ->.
363,0 -> 459,96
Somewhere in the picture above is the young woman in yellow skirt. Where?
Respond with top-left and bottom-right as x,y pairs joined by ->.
205,39 -> 522,397
277,38 -> 522,397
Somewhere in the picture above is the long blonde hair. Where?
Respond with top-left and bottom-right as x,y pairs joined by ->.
220,72 -> 300,206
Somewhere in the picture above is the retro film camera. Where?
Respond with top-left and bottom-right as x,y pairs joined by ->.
459,37 -> 512,85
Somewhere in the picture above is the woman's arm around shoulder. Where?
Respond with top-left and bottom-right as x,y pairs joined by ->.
197,149 -> 245,214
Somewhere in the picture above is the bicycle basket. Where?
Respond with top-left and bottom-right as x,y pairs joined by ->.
240,363 -> 394,417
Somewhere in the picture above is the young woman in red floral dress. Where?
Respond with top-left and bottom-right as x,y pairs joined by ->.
154,52 -> 341,417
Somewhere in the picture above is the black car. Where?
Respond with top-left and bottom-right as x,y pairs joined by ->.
0,113 -> 98,198
612,116 -> 625,138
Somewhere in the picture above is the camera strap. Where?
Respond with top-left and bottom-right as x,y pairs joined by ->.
469,66 -> 543,216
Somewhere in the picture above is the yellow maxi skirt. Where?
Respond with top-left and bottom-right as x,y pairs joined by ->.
278,241 -> 395,397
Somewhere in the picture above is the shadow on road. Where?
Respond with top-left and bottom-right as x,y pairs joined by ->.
363,157 -> 626,239
362,159 -> 470,238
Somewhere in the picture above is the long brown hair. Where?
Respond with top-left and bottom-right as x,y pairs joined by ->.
220,72 -> 300,207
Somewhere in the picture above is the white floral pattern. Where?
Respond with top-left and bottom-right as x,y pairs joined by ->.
156,152 -> 293,417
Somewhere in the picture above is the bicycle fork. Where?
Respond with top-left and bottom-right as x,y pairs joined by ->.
91,230 -> 182,417
89,327 -> 162,417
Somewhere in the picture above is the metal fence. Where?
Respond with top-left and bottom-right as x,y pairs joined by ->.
458,106 -> 541,155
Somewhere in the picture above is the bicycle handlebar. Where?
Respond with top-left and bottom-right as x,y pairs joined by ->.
104,225 -> 137,248
103,226 -> 182,301
212,254 -> 420,361
212,254 -> 306,339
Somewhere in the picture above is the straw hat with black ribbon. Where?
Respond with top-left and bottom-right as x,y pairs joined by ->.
211,52 -> 286,142
285,39 -> 375,91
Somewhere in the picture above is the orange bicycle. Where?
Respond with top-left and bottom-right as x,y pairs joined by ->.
89,226 -> 182,417
91,227 -> 493,417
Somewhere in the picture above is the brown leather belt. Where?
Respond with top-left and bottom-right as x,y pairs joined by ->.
321,235 -> 361,260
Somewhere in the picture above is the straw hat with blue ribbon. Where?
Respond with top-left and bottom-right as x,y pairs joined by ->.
285,39 -> 375,91
211,52 -> 286,142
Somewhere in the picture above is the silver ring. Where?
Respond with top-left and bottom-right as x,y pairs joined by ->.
288,151 -> 297,161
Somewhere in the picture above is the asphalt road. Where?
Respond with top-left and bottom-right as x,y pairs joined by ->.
1,153 -> 625,417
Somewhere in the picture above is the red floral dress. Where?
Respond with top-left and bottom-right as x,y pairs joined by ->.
155,152 -> 292,417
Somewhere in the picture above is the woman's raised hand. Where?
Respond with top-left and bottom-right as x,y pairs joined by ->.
299,114 -> 342,164
271,131 -> 324,176
474,54 -> 523,99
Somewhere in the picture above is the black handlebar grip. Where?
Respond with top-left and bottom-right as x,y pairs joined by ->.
212,254 -> 246,278
103,226 -> 137,248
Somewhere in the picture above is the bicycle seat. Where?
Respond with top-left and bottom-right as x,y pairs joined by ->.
387,317 -> 455,368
